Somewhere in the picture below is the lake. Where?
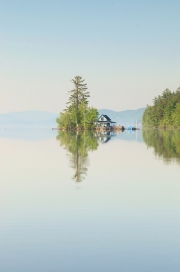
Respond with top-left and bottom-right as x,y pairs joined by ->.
0,128 -> 180,272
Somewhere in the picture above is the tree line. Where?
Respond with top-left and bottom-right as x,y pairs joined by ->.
143,87 -> 180,127
56,76 -> 99,130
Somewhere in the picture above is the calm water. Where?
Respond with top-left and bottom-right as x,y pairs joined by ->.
0,128 -> 180,272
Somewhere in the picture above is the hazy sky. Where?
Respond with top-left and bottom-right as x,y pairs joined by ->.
1,0 -> 180,113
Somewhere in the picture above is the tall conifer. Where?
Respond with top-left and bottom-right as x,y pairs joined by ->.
56,76 -> 98,130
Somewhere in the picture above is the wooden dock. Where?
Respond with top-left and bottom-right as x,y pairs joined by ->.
95,126 -> 124,132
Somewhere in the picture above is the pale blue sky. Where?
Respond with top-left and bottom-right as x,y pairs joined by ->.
1,0 -> 180,113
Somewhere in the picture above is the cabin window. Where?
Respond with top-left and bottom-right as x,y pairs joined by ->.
101,117 -> 104,120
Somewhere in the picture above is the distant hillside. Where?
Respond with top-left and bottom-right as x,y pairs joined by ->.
0,111 -> 57,128
0,108 -> 145,128
98,108 -> 145,126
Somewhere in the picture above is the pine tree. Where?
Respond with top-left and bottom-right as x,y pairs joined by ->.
143,86 -> 180,128
56,76 -> 98,130
66,76 -> 90,128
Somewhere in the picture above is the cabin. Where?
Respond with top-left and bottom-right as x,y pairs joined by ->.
95,114 -> 116,128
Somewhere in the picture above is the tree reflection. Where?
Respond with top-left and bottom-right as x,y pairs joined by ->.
56,131 -> 99,182
143,129 -> 180,164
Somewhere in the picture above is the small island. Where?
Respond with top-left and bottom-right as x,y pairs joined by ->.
56,76 -> 124,131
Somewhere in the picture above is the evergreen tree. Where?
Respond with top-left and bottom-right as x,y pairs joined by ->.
56,76 -> 98,130
143,86 -> 180,128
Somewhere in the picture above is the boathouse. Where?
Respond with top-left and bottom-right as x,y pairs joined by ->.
95,114 -> 116,128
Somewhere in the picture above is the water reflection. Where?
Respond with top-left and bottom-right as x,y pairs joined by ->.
56,131 -> 99,182
94,131 -> 117,143
57,130 -> 142,181
143,129 -> 180,164
0,128 -> 56,141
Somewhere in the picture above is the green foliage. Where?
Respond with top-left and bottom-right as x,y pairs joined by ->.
172,102 -> 180,127
143,129 -> 180,164
56,111 -> 72,129
56,131 -> 99,182
56,76 -> 99,130
143,87 -> 180,128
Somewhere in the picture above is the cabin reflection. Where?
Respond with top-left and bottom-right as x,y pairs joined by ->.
95,131 -> 117,144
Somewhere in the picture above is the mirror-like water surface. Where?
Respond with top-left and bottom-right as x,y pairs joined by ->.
0,128 -> 180,272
